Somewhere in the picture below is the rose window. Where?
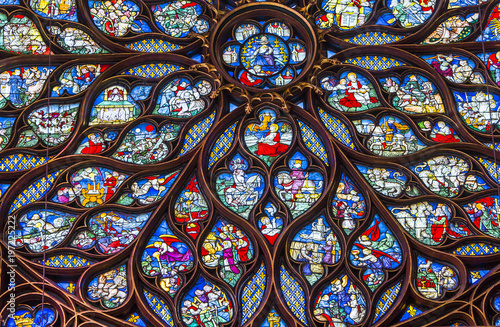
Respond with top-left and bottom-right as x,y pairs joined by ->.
2,0 -> 500,327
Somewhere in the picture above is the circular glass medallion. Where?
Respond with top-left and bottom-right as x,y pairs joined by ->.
211,3 -> 316,91
241,34 -> 289,77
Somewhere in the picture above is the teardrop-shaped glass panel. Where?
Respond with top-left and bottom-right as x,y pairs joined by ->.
202,218 -> 254,286
356,164 -> 407,198
174,174 -> 209,239
332,173 -> 366,235
112,122 -> 181,164
290,215 -> 341,285
244,108 -> 292,166
411,155 -> 469,197
68,166 -> 129,207
215,154 -> 264,219
258,202 -> 283,245
389,201 -> 452,245
180,276 -> 234,326
131,170 -> 181,204
73,211 -> 151,254
27,103 -> 79,146
0,66 -> 55,109
415,255 -> 458,299
320,71 -> 380,112
350,215 -> 403,290
8,209 -> 77,252
87,265 -> 128,308
463,195 -> 500,238
314,274 -> 367,325
274,152 -> 324,218
141,220 -> 194,296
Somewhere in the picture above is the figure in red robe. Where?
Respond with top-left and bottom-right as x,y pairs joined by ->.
255,123 -> 288,156
103,172 -> 118,200
260,216 -> 280,245
487,52 -> 500,86
431,122 -> 460,143
431,215 -> 447,242
431,131 -> 460,143
240,70 -> 263,86
235,230 -> 250,261
339,73 -> 377,108
81,134 -> 104,154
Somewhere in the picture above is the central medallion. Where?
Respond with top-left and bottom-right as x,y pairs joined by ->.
211,3 -> 316,91
241,34 -> 289,77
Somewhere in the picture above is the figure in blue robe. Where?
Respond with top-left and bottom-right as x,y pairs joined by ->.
9,70 -> 24,106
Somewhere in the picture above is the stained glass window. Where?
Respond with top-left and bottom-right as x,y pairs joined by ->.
3,0 -> 500,326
